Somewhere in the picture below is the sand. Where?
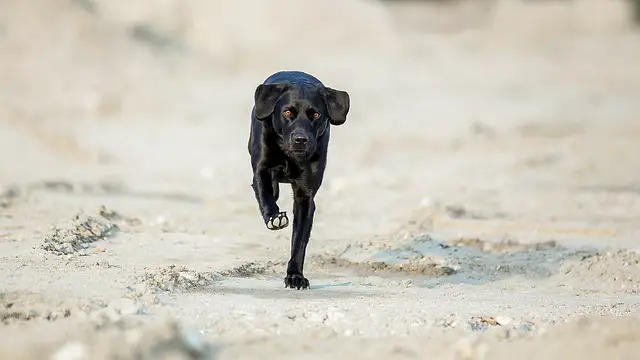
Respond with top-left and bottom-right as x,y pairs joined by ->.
1,0 -> 640,359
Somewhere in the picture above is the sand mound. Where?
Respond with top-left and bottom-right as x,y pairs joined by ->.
139,265 -> 219,293
40,210 -> 118,256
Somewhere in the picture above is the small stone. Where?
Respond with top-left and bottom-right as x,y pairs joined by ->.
495,316 -> 513,326
45,311 -> 58,321
285,308 -> 304,321
401,279 -> 413,288
360,276 -> 385,286
95,248 -> 106,253
518,321 -> 535,333
61,244 -> 74,254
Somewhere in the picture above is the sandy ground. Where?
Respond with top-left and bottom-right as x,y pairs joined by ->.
1,0 -> 640,359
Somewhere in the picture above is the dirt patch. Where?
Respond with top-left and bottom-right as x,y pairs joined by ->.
310,235 -> 592,285
447,238 -> 559,254
217,261 -> 287,278
444,204 -> 508,220
97,205 -> 142,227
516,120 -> 586,139
348,235 -> 597,286
465,315 -> 537,339
367,260 -> 456,276
557,250 -> 640,292
1,306 -> 72,325
40,209 -> 119,256
139,265 -> 219,293
312,255 -> 456,277
0,293 -> 75,325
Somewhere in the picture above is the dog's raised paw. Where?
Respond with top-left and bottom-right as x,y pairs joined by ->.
284,274 -> 310,290
266,212 -> 289,230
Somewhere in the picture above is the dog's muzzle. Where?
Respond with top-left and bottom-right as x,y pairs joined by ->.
290,131 -> 312,152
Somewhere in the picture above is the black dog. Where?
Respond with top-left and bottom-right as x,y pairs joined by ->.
248,71 -> 350,290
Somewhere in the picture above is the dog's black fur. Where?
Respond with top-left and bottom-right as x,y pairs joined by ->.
248,71 -> 350,290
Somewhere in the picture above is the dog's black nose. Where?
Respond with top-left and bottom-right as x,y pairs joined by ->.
292,134 -> 309,145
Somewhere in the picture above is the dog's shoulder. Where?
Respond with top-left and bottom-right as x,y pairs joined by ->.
263,71 -> 324,88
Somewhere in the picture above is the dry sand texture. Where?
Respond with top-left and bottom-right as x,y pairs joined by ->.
1,0 -> 640,359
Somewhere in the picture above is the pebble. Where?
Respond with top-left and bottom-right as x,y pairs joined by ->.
518,321 -> 536,333
495,316 -> 513,326
360,276 -> 386,287
401,279 -> 413,288
285,308 -> 304,321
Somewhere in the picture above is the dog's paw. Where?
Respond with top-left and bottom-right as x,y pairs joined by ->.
266,212 -> 289,230
284,274 -> 310,290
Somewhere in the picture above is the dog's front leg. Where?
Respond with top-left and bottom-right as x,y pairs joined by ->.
285,189 -> 315,290
252,169 -> 289,230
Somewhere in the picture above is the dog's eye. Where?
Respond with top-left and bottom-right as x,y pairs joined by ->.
312,112 -> 321,119
283,110 -> 293,118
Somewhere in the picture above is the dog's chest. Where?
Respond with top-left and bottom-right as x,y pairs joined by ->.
271,160 -> 302,182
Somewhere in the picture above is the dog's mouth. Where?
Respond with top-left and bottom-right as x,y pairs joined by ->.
287,148 -> 312,158
290,149 -> 309,156
285,138 -> 315,158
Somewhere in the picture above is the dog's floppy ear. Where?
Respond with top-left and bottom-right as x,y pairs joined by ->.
321,87 -> 350,126
254,83 -> 290,120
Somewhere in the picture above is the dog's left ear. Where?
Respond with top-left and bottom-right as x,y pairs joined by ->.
321,87 -> 350,126
254,83 -> 290,120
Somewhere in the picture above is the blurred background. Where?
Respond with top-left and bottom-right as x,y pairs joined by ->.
1,0 -> 639,240
2,3 -> 640,357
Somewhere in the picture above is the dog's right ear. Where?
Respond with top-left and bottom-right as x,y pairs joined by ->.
254,83 -> 290,120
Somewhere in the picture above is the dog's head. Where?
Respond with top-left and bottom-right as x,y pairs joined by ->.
253,82 -> 350,159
